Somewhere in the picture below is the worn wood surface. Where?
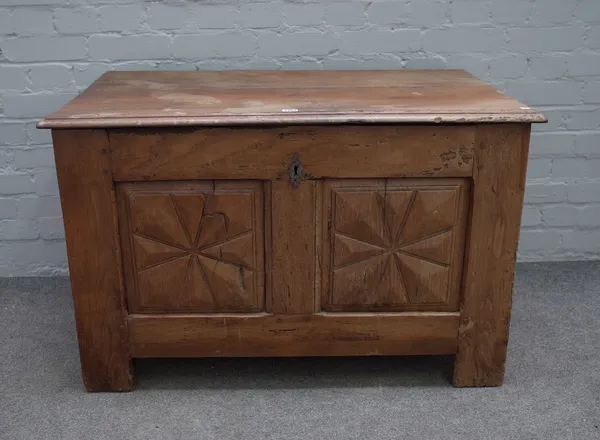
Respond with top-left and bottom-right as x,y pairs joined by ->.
52,130 -> 133,391
321,178 -> 470,312
38,70 -> 546,128
45,70 -> 542,390
270,179 -> 317,314
109,125 -> 476,181
453,124 -> 531,387
116,181 -> 265,314
128,312 -> 460,357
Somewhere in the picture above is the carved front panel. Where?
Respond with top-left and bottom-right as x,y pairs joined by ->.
322,179 -> 469,312
118,181 -> 264,313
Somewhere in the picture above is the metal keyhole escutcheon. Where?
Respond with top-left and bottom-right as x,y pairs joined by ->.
288,154 -> 303,188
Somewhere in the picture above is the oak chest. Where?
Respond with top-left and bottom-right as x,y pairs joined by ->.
39,70 -> 545,391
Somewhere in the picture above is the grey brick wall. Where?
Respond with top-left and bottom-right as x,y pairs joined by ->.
0,0 -> 599,275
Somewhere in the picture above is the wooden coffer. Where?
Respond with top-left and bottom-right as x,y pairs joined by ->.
39,70 -> 545,391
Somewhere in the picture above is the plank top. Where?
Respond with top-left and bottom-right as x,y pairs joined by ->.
39,70 -> 546,128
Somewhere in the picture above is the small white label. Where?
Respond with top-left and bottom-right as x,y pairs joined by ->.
281,108 -> 299,113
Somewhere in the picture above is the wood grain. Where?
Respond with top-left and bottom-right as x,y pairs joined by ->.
453,124 -> 531,387
116,180 -> 265,314
38,70 -> 546,128
52,129 -> 133,392
321,179 -> 470,312
44,71 -> 543,390
128,312 -> 460,357
108,125 -> 476,181
270,179 -> 317,314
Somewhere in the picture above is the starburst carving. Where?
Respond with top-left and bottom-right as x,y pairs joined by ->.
120,183 -> 263,312
328,183 -> 463,309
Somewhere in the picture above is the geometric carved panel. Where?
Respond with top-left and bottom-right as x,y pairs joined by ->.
321,179 -> 469,312
117,181 -> 264,313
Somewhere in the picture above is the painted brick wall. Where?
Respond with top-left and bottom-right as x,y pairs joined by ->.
0,0 -> 599,276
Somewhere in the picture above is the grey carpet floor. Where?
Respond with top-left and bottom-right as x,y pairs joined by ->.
1,262 -> 599,440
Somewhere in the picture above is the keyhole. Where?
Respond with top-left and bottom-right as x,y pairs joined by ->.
288,154 -> 302,188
